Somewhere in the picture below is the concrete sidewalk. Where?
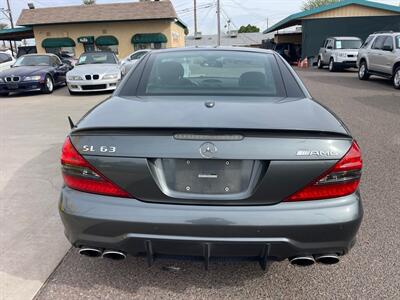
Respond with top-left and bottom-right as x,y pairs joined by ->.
0,88 -> 105,300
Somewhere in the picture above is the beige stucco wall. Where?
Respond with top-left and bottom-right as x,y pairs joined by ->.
302,4 -> 399,19
33,19 -> 186,58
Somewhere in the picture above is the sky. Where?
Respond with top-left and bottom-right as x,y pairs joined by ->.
3,0 -> 400,35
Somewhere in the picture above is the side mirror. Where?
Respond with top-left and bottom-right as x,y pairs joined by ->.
382,45 -> 393,51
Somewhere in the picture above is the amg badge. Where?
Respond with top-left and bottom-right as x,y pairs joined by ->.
296,150 -> 340,157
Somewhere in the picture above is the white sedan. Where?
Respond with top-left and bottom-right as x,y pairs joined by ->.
120,49 -> 151,76
67,52 -> 121,95
0,51 -> 16,72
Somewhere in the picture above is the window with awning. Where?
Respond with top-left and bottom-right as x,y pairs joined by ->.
131,33 -> 168,44
42,37 -> 76,48
95,35 -> 119,54
95,35 -> 119,46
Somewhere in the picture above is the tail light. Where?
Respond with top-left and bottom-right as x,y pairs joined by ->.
61,137 -> 131,198
286,141 -> 362,202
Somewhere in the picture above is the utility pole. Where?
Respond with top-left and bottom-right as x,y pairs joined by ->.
6,0 -> 14,30
194,0 -> 197,36
217,0 -> 221,46
5,0 -> 16,52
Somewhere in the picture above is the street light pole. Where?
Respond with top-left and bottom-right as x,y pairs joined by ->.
217,0 -> 221,46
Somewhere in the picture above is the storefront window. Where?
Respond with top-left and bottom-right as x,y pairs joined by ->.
97,45 -> 119,54
134,42 -> 166,51
45,47 -> 75,57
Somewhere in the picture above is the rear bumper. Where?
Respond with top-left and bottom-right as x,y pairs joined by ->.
59,187 -> 363,261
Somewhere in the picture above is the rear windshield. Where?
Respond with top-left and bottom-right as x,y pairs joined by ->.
136,50 -> 285,97
77,52 -> 117,65
335,40 -> 362,49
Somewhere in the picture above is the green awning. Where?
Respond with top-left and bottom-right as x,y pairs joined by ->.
42,37 -> 76,48
95,35 -> 119,46
131,33 -> 167,44
77,36 -> 94,44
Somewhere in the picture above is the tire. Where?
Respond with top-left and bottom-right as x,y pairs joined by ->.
328,58 -> 335,72
317,56 -> 323,69
42,75 -> 54,94
393,67 -> 400,90
358,61 -> 370,80
0,92 -> 9,96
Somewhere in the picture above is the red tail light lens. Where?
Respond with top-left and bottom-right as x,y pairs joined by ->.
286,141 -> 362,202
61,137 -> 131,198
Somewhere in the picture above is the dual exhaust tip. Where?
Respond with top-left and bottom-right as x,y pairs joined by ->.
79,247 -> 339,266
79,247 -> 126,261
289,254 -> 340,266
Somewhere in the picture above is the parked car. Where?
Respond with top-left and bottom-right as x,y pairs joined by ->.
317,37 -> 362,71
0,53 -> 70,96
274,43 -> 301,64
66,51 -> 121,95
0,51 -> 15,72
59,48 -> 363,269
120,49 -> 151,76
357,31 -> 400,89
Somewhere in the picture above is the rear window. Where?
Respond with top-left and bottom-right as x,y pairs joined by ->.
396,36 -> 400,49
135,50 -> 285,97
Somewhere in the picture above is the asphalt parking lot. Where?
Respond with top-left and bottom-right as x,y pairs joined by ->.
1,69 -> 400,300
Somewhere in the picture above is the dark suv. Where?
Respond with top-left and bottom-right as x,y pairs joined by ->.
357,32 -> 400,89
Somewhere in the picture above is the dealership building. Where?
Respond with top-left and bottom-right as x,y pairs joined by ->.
264,0 -> 400,59
13,0 -> 186,58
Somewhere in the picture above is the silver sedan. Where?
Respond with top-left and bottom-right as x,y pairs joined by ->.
66,52 -> 121,95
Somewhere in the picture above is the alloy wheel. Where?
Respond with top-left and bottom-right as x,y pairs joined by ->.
394,70 -> 400,88
46,77 -> 53,92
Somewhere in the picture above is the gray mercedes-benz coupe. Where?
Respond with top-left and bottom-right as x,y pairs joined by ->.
59,48 -> 363,269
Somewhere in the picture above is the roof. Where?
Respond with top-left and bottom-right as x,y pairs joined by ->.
0,26 -> 34,40
185,32 -> 274,47
329,36 -> 362,40
264,0 -> 400,33
17,0 -> 182,26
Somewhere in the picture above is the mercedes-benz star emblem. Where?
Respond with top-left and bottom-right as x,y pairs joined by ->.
199,142 -> 218,159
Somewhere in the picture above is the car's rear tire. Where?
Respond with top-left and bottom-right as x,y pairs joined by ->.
329,58 -> 335,72
358,61 -> 370,80
42,75 -> 54,94
0,92 -> 9,96
317,57 -> 323,69
393,67 -> 400,89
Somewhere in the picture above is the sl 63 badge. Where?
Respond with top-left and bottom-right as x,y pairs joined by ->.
82,145 -> 116,153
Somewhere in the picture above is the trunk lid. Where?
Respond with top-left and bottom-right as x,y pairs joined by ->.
70,96 -> 352,206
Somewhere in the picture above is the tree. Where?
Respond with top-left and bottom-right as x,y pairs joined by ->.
83,0 -> 96,5
238,24 -> 260,33
302,0 -> 341,11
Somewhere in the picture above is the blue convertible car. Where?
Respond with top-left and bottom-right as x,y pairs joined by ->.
0,53 -> 70,96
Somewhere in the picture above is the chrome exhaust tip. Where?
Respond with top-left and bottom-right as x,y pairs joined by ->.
314,254 -> 340,265
79,247 -> 103,258
102,250 -> 126,261
289,256 -> 315,266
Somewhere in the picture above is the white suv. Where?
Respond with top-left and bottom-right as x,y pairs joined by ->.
357,32 -> 400,89
317,37 -> 362,72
